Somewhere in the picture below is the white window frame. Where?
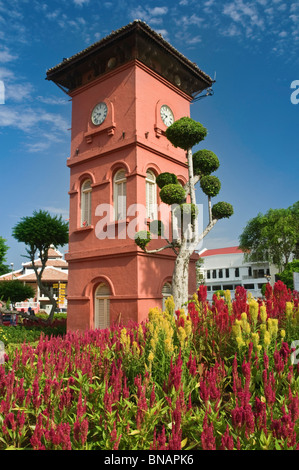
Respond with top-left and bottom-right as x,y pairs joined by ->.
146,170 -> 157,219
114,169 -> 127,221
81,179 -> 92,227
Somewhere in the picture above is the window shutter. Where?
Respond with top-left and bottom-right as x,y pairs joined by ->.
114,170 -> 126,220
95,284 -> 110,329
146,170 -> 157,219
81,179 -> 92,226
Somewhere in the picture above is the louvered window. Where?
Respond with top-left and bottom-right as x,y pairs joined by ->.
114,169 -> 127,220
146,170 -> 157,219
81,179 -> 92,227
94,283 -> 110,329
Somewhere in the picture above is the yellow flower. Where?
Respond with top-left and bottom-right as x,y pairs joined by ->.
249,300 -> 259,324
251,332 -> 260,349
236,336 -> 245,349
165,296 -> 175,316
164,337 -> 174,354
148,351 -> 154,362
232,323 -> 242,338
260,305 -> 267,323
280,329 -> 286,338
263,330 -> 271,347
132,341 -> 140,357
240,312 -> 251,334
224,290 -> 231,303
177,326 -> 187,346
267,318 -> 278,337
120,328 -> 131,352
285,302 -> 293,317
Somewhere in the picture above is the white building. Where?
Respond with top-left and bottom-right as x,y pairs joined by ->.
198,246 -> 278,300
0,248 -> 68,313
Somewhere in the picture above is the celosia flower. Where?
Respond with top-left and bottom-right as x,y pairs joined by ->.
236,336 -> 245,349
220,424 -> 234,450
201,414 -> 216,450
249,300 -> 259,324
260,305 -> 267,323
148,351 -> 154,362
263,330 -> 271,348
177,326 -> 187,346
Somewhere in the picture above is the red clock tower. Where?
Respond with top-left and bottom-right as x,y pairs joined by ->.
47,21 -> 213,331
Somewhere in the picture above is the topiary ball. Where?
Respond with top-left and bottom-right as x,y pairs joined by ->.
160,184 -> 186,205
166,117 -> 207,150
200,175 -> 221,197
212,202 -> 234,219
134,230 -> 151,249
173,203 -> 199,219
193,149 -> 220,176
149,220 -> 164,236
156,172 -> 178,189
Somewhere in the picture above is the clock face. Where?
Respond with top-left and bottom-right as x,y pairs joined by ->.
160,105 -> 174,127
91,102 -> 108,126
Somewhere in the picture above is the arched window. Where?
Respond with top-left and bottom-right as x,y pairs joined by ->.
146,170 -> 157,219
94,283 -> 110,329
81,179 -> 92,227
114,169 -> 126,220
162,282 -> 172,311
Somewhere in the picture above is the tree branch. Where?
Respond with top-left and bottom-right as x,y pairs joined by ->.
143,242 -> 179,255
184,175 -> 200,196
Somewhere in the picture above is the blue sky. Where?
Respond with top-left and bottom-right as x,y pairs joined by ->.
0,0 -> 298,269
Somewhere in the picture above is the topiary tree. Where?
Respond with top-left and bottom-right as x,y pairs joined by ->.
134,116 -> 233,310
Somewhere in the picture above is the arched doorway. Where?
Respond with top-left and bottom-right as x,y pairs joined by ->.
94,283 -> 110,329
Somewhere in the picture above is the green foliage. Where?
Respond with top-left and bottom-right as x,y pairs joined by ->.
276,259 -> 299,289
159,183 -> 186,205
173,203 -> 198,219
0,237 -> 9,276
12,210 -> 69,257
134,231 -> 151,250
156,172 -> 178,189
212,202 -> 234,220
0,280 -> 35,304
165,116 -> 207,150
200,175 -> 221,197
239,202 -> 299,271
149,220 -> 164,237
0,316 -> 66,346
193,149 -> 219,176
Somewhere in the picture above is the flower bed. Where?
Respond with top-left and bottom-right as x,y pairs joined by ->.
0,281 -> 298,450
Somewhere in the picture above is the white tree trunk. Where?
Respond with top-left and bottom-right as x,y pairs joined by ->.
172,246 -> 190,311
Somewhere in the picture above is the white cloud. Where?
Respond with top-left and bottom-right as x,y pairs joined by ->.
42,206 -> 69,218
73,0 -> 89,6
0,46 -> 17,63
130,5 -> 168,24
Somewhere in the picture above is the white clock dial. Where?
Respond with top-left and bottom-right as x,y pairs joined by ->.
160,105 -> 174,127
91,102 -> 108,126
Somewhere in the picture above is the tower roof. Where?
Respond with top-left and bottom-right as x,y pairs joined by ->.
46,20 -> 213,97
